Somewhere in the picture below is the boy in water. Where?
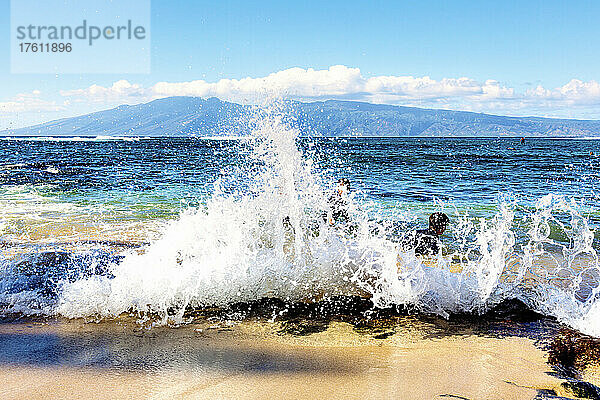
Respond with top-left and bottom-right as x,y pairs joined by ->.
326,178 -> 351,225
285,177 -> 352,255
412,212 -> 450,256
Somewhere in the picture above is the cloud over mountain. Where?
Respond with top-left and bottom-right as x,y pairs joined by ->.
5,66 -> 600,128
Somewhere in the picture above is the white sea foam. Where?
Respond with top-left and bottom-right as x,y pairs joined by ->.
1,109 -> 598,336
47,110 -> 600,337
576,302 -> 600,336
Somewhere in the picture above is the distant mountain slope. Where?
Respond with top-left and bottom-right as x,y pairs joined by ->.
3,97 -> 600,137
294,100 -> 600,137
3,97 -> 251,137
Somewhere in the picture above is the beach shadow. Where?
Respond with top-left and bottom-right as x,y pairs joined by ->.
0,328 -> 358,374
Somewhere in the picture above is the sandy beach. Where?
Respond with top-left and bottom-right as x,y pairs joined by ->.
3,1 -> 600,399
0,316 -> 591,400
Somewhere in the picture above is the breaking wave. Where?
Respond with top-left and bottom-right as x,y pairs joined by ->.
1,109 -> 599,338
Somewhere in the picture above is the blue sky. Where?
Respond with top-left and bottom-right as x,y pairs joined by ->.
2,0 -> 600,129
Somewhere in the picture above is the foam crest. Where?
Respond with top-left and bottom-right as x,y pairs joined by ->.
57,110 -> 347,321
520,194 -> 600,335
2,110 -> 599,337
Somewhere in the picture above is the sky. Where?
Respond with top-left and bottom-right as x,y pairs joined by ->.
1,0 -> 600,129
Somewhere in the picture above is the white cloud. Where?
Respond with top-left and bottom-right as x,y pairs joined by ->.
60,80 -> 147,103
151,66 -> 366,101
62,66 -> 600,117
55,66 -> 519,106
4,66 -> 600,123
148,66 -> 519,106
526,79 -> 600,104
0,90 -> 64,113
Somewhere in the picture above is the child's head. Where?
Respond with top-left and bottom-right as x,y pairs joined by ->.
429,212 -> 449,235
337,178 -> 350,195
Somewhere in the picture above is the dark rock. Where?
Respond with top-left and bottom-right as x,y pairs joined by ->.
548,329 -> 600,373
278,319 -> 329,336
561,381 -> 600,400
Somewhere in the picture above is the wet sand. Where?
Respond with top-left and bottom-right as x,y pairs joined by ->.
0,317 -> 586,400
584,365 -> 600,389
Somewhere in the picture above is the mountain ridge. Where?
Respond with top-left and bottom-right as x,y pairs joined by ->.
3,97 -> 600,137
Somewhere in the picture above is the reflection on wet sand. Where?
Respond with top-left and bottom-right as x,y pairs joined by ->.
0,318 -> 588,400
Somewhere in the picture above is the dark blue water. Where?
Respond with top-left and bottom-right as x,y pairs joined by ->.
1,136 -> 600,337
2,137 -> 599,243
2,137 -> 599,204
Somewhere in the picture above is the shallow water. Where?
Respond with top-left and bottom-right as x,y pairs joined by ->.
1,113 -> 600,338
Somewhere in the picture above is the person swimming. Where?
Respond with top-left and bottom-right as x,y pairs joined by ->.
326,178 -> 351,225
411,212 -> 450,256
283,178 -> 352,259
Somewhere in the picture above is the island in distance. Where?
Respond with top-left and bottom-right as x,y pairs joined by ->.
3,97 -> 600,138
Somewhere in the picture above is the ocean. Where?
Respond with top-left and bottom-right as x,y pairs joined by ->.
1,114 -> 599,338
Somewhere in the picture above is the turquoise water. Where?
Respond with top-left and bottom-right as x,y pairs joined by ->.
1,129 -> 599,337
2,136 -> 600,210
1,136 -> 599,244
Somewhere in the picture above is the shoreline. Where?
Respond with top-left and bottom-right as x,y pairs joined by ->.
1,313 -> 599,400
